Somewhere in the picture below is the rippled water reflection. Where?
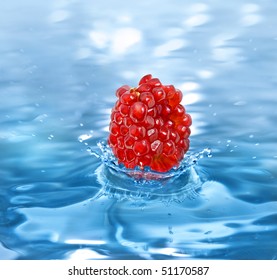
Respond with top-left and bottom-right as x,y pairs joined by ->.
1,0 -> 277,259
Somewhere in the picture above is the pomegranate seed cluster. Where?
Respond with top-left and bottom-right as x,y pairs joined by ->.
108,74 -> 192,173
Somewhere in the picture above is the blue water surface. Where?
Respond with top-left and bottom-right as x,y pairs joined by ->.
0,0 -> 277,260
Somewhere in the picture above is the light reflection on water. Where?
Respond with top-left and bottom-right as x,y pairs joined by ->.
0,0 -> 277,260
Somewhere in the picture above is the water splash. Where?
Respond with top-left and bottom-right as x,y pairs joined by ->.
96,140 -> 211,178
85,140 -> 212,203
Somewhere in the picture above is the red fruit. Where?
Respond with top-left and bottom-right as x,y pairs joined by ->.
108,74 -> 192,172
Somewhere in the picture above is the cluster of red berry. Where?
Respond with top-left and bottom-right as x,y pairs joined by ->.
108,74 -> 191,172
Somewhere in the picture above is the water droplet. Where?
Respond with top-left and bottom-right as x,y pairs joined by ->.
48,134 -> 54,140
86,147 -> 100,158
78,133 -> 93,142
204,148 -> 212,158
80,123 -> 84,127
168,226 -> 174,235
34,113 -> 48,123
249,134 -> 254,138
234,101 -> 246,106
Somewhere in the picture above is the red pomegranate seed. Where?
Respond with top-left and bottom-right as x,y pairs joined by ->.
130,102 -> 147,122
116,85 -> 131,97
139,74 -> 152,85
133,140 -> 150,156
